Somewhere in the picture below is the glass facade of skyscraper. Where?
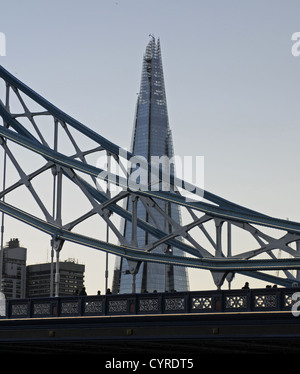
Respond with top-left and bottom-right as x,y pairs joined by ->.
112,38 -> 189,294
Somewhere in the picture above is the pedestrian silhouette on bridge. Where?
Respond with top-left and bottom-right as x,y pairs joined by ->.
79,287 -> 87,296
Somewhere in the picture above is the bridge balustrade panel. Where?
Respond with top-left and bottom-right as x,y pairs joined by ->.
137,294 -> 160,314
83,296 -> 104,316
8,300 -> 30,318
224,290 -> 250,312
190,291 -> 223,313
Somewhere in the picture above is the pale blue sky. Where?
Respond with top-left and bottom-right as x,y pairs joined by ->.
1,0 -> 300,292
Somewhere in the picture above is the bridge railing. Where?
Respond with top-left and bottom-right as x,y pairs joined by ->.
2,287 -> 298,319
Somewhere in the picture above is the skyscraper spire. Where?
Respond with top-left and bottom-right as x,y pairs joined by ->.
112,37 -> 189,294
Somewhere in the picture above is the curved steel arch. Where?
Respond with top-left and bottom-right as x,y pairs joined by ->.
0,65 -> 300,292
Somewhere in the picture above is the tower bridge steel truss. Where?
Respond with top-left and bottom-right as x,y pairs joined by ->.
1,64 -> 300,294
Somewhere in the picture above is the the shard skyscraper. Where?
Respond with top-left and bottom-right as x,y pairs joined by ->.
112,37 -> 189,294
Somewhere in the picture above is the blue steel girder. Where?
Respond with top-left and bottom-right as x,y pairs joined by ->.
1,199 -> 300,274
1,124 -> 299,236
1,65 -> 300,289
